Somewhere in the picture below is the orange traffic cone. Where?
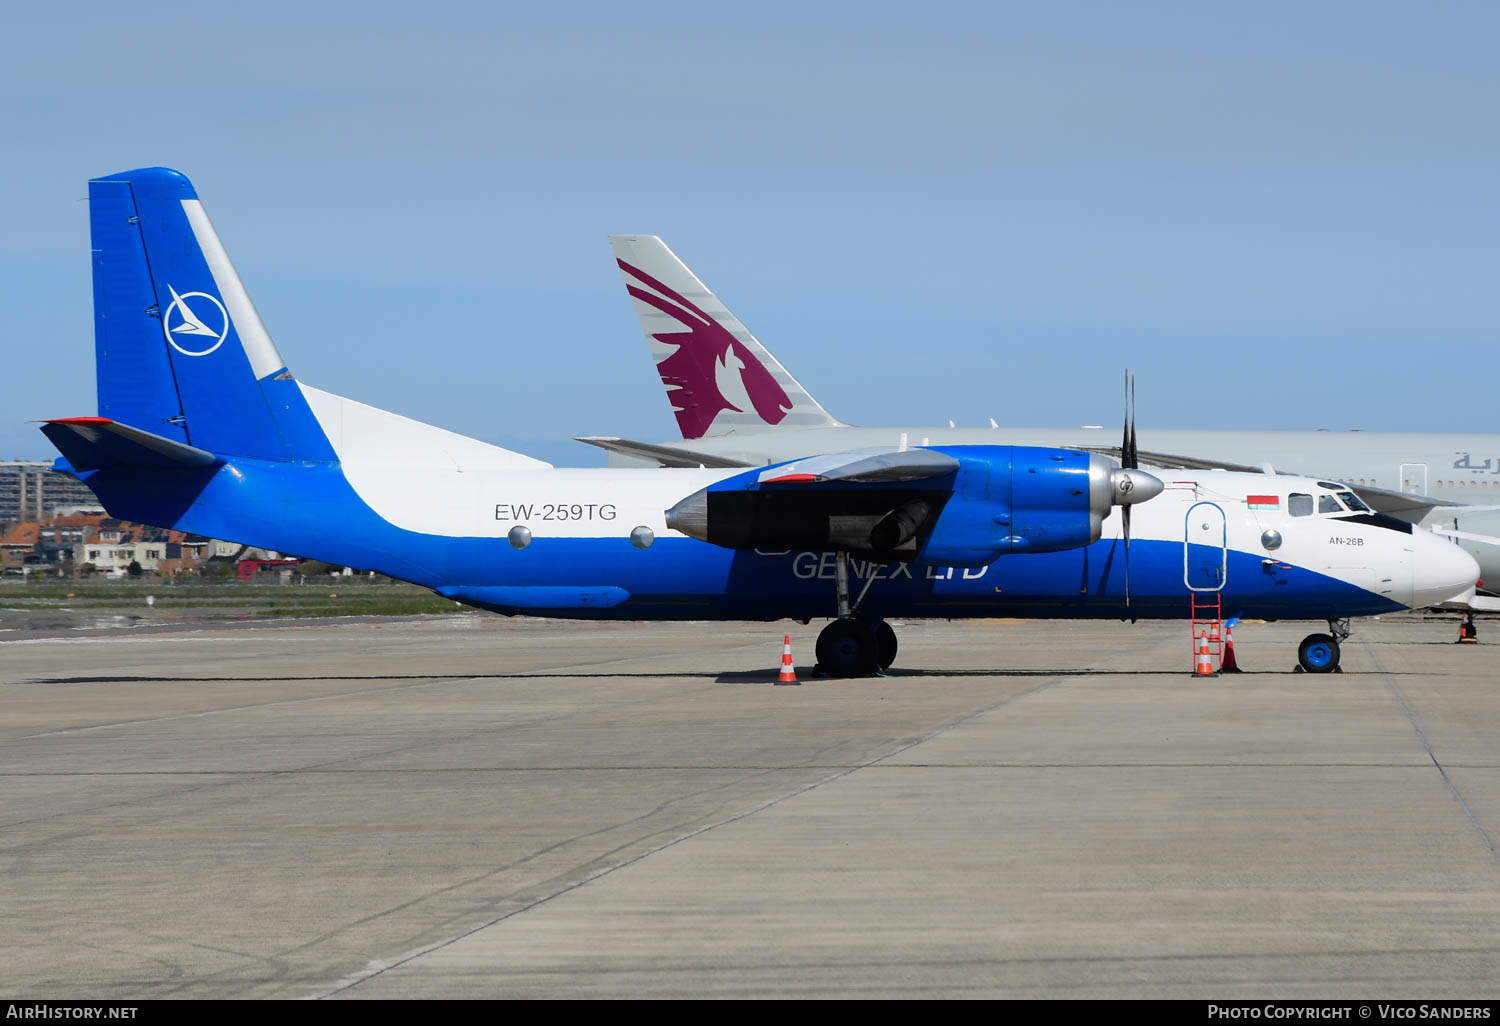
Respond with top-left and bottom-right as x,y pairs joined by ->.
1221,623 -> 1242,673
1194,635 -> 1216,677
777,634 -> 800,685
1458,614 -> 1478,644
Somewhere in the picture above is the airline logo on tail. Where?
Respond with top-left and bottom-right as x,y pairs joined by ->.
163,284 -> 228,357
618,259 -> 792,438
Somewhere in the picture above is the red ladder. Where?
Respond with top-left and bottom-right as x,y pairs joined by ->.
1190,592 -> 1223,675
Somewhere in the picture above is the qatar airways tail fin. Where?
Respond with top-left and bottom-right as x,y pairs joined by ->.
609,235 -> 840,440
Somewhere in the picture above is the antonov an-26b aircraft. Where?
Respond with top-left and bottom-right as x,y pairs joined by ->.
595,236 -> 1500,605
41,168 -> 1478,677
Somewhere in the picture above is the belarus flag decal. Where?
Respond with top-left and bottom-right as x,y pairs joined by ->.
1246,495 -> 1280,510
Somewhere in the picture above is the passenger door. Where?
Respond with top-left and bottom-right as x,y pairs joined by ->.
1183,501 -> 1227,591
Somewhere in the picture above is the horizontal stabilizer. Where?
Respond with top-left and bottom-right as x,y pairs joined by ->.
575,435 -> 752,469
756,448 -> 960,485
41,417 -> 221,472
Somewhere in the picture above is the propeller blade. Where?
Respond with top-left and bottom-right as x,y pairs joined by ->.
1120,369 -> 1138,605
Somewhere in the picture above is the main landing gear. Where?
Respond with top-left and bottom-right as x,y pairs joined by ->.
1296,619 -> 1350,674
812,551 -> 898,678
815,619 -> 897,677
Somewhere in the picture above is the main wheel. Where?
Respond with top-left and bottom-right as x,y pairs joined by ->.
1297,633 -> 1341,673
816,620 -> 878,678
874,620 -> 897,671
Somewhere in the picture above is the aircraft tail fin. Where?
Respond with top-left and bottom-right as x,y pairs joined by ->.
87,167 -> 333,462
609,235 -> 840,440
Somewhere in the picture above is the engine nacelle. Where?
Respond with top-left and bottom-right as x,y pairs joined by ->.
664,445 -> 1161,568
917,447 -> 1158,566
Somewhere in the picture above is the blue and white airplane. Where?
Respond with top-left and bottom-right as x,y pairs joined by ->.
40,168 -> 1478,676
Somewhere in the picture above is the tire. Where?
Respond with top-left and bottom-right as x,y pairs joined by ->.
816,620 -> 878,678
1297,633 -> 1341,673
874,620 -> 898,671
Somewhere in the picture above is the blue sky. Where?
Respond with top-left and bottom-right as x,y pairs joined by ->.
3,1 -> 1497,465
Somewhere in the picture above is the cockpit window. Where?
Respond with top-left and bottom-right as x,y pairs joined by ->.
1338,491 -> 1371,513
1289,493 -> 1313,517
1317,494 -> 1342,514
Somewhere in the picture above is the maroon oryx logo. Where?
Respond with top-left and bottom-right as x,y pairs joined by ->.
618,259 -> 792,438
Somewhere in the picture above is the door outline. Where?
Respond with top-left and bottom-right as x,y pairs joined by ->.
1400,463 -> 1428,495
1183,501 -> 1227,592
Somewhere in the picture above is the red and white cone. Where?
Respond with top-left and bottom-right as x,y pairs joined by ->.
1194,635 -> 1217,677
777,634 -> 800,685
1221,623 -> 1242,672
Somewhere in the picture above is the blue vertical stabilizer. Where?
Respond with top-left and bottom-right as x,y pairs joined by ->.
86,167 -> 333,462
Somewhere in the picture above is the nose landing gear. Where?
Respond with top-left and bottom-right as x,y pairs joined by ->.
1296,618 -> 1350,673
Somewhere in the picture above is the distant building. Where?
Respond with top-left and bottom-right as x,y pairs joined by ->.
0,461 -> 102,524
1,507 -> 282,578
75,520 -> 223,575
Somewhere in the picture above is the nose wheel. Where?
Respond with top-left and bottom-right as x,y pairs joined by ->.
1296,619 -> 1349,674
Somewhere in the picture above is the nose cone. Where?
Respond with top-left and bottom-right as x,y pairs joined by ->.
1110,468 -> 1164,505
1410,530 -> 1481,608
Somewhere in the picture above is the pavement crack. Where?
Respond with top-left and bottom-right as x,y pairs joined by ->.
1364,639 -> 1500,866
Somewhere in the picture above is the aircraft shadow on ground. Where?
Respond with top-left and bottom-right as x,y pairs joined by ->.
24,664 -> 1444,686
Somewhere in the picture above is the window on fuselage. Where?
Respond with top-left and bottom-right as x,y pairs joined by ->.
1318,494 -> 1342,514
1289,493 -> 1313,517
1337,491 -> 1371,512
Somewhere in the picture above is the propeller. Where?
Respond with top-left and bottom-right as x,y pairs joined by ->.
1092,371 -> 1159,608
1122,370 -> 1138,606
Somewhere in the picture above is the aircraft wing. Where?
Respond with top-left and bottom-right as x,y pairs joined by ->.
1435,586 -> 1500,613
575,435 -> 753,469
1067,444 -> 1465,523
756,448 -> 959,484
